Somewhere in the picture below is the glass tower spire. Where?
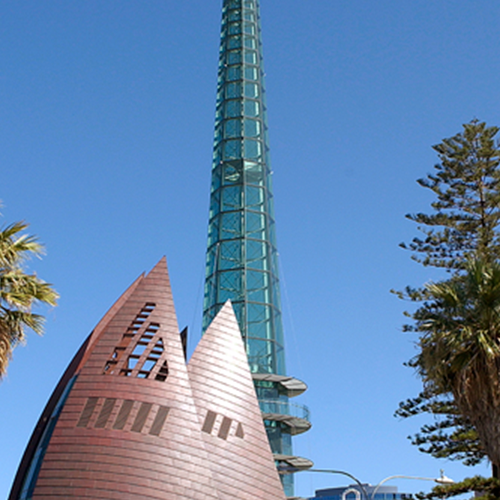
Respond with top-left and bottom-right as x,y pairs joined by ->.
203,1 -> 311,497
203,0 -> 284,375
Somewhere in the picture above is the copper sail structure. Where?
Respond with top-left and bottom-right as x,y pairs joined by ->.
10,260 -> 288,500
189,301 -> 286,500
203,0 -> 311,495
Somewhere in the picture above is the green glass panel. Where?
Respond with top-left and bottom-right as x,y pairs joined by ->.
221,185 -> 242,210
220,212 -> 242,239
227,51 -> 242,65
246,211 -> 265,239
223,162 -> 242,184
244,67 -> 258,80
214,122 -> 222,142
219,240 -> 242,270
244,83 -> 259,99
244,37 -> 256,50
225,100 -> 241,117
205,245 -> 217,276
228,10 -> 241,22
204,275 -> 216,304
243,12 -> 255,22
210,165 -> 221,192
227,66 -> 242,81
244,101 -> 259,117
244,51 -> 257,64
275,344 -> 285,375
224,119 -> 242,138
212,142 -> 222,162
248,321 -> 272,340
244,139 -> 262,159
244,161 -> 265,185
208,216 -> 220,247
247,338 -> 274,373
246,239 -> 267,270
231,301 -> 245,332
225,83 -> 242,98
244,118 -> 260,137
209,190 -> 220,219
228,22 -> 242,35
223,140 -> 242,160
227,36 -> 242,49
247,270 -> 269,303
245,186 -> 265,210
248,302 -> 271,323
274,310 -> 285,346
217,270 -> 243,302
243,22 -> 255,35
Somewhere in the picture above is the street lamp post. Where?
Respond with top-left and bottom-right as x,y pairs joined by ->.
371,471 -> 454,499
304,469 -> 370,500
279,467 -> 453,500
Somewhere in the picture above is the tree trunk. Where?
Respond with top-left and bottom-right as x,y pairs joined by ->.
493,463 -> 499,479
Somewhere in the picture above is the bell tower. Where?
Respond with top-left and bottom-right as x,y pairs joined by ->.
203,1 -> 312,496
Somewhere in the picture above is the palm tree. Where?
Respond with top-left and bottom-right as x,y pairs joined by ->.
414,259 -> 500,475
0,221 -> 58,377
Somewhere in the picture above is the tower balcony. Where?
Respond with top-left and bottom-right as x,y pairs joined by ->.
274,453 -> 314,473
259,399 -> 311,436
252,373 -> 307,398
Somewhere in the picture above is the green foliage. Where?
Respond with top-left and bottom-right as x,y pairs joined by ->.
409,260 -> 500,470
397,120 -> 500,468
402,120 -> 500,270
0,220 -> 58,377
395,388 -> 484,466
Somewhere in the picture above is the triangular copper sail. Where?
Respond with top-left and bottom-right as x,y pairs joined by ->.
189,301 -> 286,500
12,259 -> 220,500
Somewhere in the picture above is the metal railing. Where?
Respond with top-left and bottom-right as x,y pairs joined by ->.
259,399 -> 310,422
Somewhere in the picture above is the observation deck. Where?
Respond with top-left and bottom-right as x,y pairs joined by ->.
275,453 -> 314,473
252,373 -> 307,398
259,399 -> 311,436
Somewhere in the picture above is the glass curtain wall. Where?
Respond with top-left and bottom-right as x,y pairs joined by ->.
203,0 -> 285,377
203,0 -> 295,495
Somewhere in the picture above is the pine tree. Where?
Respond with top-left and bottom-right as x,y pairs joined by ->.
398,120 -> 500,470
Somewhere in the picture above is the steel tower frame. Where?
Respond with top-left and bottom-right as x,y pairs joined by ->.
203,1 -> 312,496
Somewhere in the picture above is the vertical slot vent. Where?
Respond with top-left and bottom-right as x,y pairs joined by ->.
131,403 -> 152,433
149,406 -> 170,436
113,400 -> 134,430
94,398 -> 116,428
76,397 -> 99,428
235,422 -> 245,438
202,410 -> 218,434
218,416 -> 233,440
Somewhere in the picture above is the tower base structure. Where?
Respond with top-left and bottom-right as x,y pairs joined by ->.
10,258 -> 286,500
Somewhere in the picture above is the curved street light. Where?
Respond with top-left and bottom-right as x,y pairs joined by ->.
279,466 -> 453,500
305,469 -> 370,500
371,471 -> 454,499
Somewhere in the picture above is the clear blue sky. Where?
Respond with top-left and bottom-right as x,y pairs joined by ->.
1,1 -> 499,498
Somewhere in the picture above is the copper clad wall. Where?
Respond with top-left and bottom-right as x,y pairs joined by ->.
12,260 -> 287,500
189,301 -> 286,500
30,259 -> 220,500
